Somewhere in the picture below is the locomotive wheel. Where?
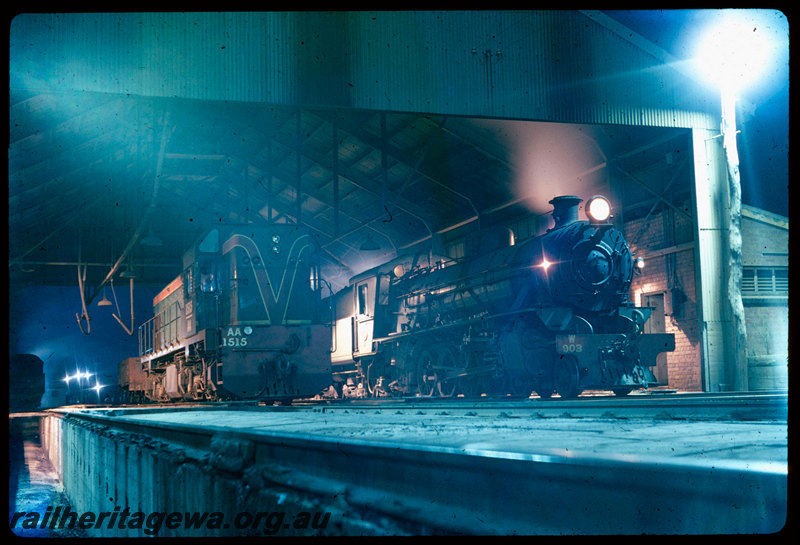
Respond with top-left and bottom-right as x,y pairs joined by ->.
534,357 -> 556,399
459,377 -> 483,398
491,370 -> 533,398
411,347 -> 436,397
435,346 -> 459,397
459,350 -> 488,398
535,379 -> 554,399
554,355 -> 581,399
365,358 -> 392,398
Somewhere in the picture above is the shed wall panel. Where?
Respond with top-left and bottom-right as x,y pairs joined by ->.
10,11 -> 719,130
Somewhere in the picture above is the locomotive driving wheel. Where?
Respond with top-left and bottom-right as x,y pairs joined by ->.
554,354 -> 581,399
528,350 -> 556,399
410,345 -> 461,397
534,364 -> 555,399
434,346 -> 459,397
411,347 -> 436,397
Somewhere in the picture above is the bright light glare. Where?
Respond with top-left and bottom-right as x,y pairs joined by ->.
538,258 -> 553,271
92,383 -> 104,394
636,257 -> 646,269
695,12 -> 775,92
586,197 -> 611,222
63,374 -> 73,384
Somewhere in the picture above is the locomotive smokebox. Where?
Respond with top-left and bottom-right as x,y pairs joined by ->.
549,195 -> 583,229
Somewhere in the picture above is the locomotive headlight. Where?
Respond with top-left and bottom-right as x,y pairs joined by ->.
586,196 -> 612,223
635,256 -> 646,269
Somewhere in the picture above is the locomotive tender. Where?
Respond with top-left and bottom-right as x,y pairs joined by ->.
119,224 -> 332,403
330,195 -> 675,399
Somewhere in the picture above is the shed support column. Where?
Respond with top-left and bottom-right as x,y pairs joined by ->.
691,128 -> 746,392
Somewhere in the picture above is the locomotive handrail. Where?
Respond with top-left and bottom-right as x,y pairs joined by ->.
138,301 -> 183,357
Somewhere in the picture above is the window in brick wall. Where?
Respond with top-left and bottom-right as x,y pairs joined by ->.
742,267 -> 789,298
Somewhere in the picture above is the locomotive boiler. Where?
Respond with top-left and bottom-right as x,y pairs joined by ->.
330,195 -> 675,399
119,224 -> 332,403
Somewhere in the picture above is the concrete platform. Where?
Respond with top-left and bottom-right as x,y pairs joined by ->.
107,407 -> 787,469
18,405 -> 788,535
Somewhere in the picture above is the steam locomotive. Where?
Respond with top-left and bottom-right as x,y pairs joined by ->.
118,224 -> 332,403
330,195 -> 675,399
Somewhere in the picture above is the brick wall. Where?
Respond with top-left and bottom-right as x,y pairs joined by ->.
623,205 -> 788,392
744,306 -> 788,356
740,211 -> 789,390
741,208 -> 789,268
624,207 -> 702,392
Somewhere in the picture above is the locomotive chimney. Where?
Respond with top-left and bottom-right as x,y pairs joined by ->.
549,195 -> 583,229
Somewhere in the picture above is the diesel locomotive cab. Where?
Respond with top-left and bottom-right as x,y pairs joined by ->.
125,225 -> 332,403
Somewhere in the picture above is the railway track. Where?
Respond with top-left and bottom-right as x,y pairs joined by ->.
89,390 -> 787,422
293,390 -> 788,421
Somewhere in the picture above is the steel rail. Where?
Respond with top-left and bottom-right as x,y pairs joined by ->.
72,391 -> 789,421
295,391 -> 788,422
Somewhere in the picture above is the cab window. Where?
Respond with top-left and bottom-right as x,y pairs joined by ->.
357,284 -> 369,315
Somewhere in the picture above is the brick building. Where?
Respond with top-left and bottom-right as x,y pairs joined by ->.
625,203 -> 788,392
625,201 -> 701,391
740,205 -> 789,390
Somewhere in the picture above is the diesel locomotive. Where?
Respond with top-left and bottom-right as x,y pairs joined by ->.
330,195 -> 675,399
118,224 -> 332,403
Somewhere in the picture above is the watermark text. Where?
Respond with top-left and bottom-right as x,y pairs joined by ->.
10,506 -> 331,535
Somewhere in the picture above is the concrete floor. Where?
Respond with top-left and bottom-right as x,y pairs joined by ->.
109,408 -> 788,469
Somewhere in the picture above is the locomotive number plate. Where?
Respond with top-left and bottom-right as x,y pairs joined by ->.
557,335 -> 585,354
222,326 -> 253,347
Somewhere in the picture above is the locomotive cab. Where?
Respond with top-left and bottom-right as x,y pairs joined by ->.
131,224 -> 332,403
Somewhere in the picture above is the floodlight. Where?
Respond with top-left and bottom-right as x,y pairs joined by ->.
694,13 -> 773,93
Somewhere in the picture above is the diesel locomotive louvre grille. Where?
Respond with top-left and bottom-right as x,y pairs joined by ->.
120,225 -> 332,403
330,195 -> 675,399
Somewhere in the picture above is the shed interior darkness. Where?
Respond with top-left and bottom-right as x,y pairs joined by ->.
10,90 -> 692,294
